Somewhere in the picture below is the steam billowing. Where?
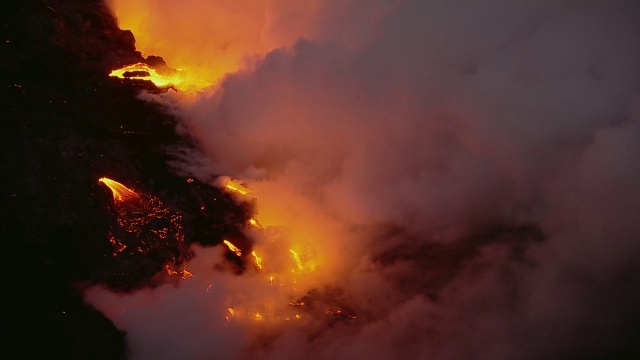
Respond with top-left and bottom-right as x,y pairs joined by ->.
86,1 -> 640,359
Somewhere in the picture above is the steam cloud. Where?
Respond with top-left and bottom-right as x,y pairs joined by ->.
86,1 -> 640,359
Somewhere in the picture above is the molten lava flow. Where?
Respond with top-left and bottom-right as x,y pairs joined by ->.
289,249 -> 304,271
109,63 -> 185,88
251,251 -> 263,270
99,177 -> 188,261
223,240 -> 242,257
248,218 -> 263,229
216,177 -> 350,325
224,179 -> 252,197
99,177 -> 139,202
107,0 -> 313,92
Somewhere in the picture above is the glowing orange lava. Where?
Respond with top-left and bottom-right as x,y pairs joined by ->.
107,0 -> 312,91
108,62 -> 185,88
181,268 -> 193,279
224,179 -> 251,197
215,177 -> 336,323
223,240 -> 242,257
99,177 -> 187,258
289,249 -> 304,271
248,218 -> 263,229
251,251 -> 263,270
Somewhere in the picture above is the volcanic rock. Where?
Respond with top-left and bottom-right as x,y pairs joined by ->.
1,0 -> 249,358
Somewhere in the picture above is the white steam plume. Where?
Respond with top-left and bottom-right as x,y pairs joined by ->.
87,1 -> 640,359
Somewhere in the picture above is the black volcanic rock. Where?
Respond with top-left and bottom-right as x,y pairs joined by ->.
122,70 -> 151,77
1,1 -> 249,358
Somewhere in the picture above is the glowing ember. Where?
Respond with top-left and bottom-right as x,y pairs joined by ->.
108,235 -> 127,256
107,0 -> 296,92
108,63 -> 184,88
251,251 -> 263,270
225,307 -> 235,322
223,240 -> 242,257
248,218 -> 263,229
181,269 -> 193,279
254,312 -> 264,321
165,265 -> 193,279
165,265 -> 178,276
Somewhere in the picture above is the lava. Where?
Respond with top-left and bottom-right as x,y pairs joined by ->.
165,265 -> 193,279
248,218 -> 263,229
289,249 -> 304,271
99,177 -> 139,202
251,251 -> 263,270
106,0 -> 299,92
216,177 -> 346,324
224,179 -> 252,197
223,240 -> 242,257
108,63 -> 185,88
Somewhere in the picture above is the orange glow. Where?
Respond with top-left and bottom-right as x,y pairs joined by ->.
106,0 -> 320,91
251,251 -> 263,270
99,177 -> 139,202
225,307 -> 234,322
216,178 -> 340,323
223,240 -> 242,256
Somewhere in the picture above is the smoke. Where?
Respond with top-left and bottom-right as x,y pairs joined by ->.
105,0 -> 388,87
87,0 -> 640,359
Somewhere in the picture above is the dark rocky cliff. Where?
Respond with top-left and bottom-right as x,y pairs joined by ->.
1,1 -> 248,358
